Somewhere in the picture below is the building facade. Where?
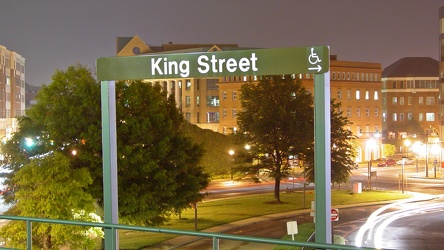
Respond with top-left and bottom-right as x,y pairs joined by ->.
116,36 -> 382,162
0,45 -> 26,141
382,57 -> 440,155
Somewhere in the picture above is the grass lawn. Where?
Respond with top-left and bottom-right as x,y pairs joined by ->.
118,189 -> 411,249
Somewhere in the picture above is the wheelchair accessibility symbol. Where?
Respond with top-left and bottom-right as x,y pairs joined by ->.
308,47 -> 323,72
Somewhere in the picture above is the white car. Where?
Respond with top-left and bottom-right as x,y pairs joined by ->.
396,158 -> 415,165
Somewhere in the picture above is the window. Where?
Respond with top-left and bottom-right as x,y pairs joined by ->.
186,80 -> 191,90
347,108 -> 351,118
185,96 -> 191,107
365,91 -> 369,100
185,112 -> 191,122
419,113 -> 423,121
356,90 -> 360,100
374,91 -> 378,100
392,113 -> 397,121
408,96 -> 412,105
419,97 -> 423,105
232,109 -> 237,118
232,91 -> 237,100
206,96 -> 219,107
222,91 -> 227,101
206,79 -> 219,89
196,96 -> 200,107
332,72 -> 336,80
399,97 -> 404,105
347,90 -> 351,100
206,112 -> 219,123
366,108 -> 370,117
374,108 -> 379,117
400,113 -> 404,121
408,113 -> 413,121
337,89 -> 342,99
223,109 -> 227,118
426,97 -> 435,105
356,108 -> 361,118
392,97 -> 397,105
426,113 -> 435,121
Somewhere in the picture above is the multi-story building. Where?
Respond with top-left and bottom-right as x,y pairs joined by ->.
116,36 -> 382,162
220,55 -> 383,162
0,45 -> 26,141
382,57 -> 440,154
439,7 -> 444,156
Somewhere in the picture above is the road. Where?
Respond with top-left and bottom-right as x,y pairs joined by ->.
167,163 -> 444,249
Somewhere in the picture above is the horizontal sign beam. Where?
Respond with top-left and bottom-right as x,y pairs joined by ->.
96,46 -> 329,81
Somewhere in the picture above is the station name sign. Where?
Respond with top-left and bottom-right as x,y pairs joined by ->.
97,46 -> 329,81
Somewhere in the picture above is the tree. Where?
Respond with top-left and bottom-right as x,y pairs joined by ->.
1,65 -> 210,226
0,152 -> 99,249
236,75 -> 314,202
236,75 -> 355,202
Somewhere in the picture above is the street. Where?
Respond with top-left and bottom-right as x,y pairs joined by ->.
163,162 -> 444,249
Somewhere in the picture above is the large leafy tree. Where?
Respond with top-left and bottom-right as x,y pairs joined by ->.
0,152 -> 98,249
1,64 -> 210,226
236,75 -> 355,202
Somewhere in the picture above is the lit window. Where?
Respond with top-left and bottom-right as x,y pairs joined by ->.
419,113 -> 423,121
392,113 -> 397,121
392,97 -> 397,105
356,90 -> 360,100
426,113 -> 435,121
365,91 -> 369,100
374,91 -> 378,100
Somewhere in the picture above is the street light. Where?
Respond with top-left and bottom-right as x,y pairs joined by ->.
366,138 -> 377,189
229,150 -> 234,180
404,139 -> 411,157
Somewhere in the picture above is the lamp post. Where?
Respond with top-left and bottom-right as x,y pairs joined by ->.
404,139 -> 411,157
229,150 -> 234,180
366,138 -> 376,189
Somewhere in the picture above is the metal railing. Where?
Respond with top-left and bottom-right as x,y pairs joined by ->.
0,214 -> 376,250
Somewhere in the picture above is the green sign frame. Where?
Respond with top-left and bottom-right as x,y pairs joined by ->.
97,46 -> 329,81
97,45 -> 332,249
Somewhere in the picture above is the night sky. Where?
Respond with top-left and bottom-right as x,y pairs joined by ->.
1,0 -> 443,86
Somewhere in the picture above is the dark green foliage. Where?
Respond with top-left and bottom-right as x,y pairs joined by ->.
236,75 -> 356,201
1,65 -> 210,227
181,122 -> 236,175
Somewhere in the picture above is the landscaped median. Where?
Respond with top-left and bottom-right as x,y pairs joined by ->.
119,190 -> 411,249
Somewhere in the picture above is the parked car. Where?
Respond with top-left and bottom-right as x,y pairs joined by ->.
377,159 -> 396,167
396,158 -> 415,165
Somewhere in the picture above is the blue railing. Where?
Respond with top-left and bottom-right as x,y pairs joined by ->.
0,214 -> 376,250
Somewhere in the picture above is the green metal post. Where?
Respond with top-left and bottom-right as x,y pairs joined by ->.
314,72 -> 332,244
27,220 -> 32,249
101,80 -> 119,249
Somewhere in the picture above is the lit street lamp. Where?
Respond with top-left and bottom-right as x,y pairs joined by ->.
229,150 -> 234,180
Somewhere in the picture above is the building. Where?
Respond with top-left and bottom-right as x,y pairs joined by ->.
382,57 -> 440,154
25,82 -> 40,110
439,7 -> 444,157
0,45 -> 26,141
116,36 -> 382,162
